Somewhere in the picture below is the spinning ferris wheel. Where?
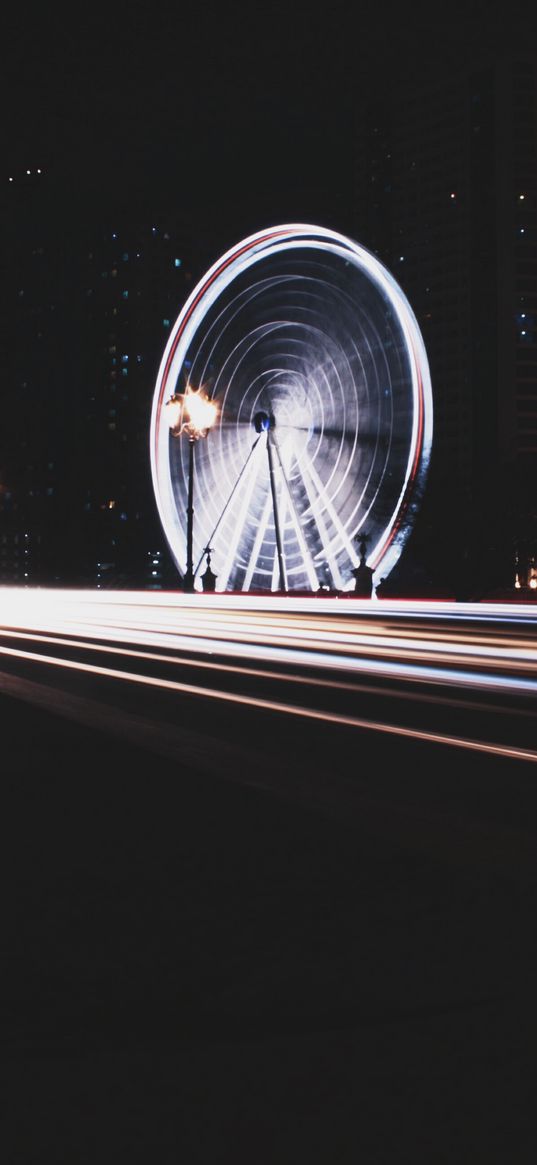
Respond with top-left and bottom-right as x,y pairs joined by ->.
150,224 -> 433,593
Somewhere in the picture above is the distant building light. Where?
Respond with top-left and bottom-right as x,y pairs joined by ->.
121,354 -> 128,362
450,192 -> 456,199
520,228 -> 525,234
122,252 -> 129,261
122,290 -> 129,299
112,232 -> 117,238
174,258 -> 182,267
8,176 -> 13,182
521,330 -> 527,336
399,256 -> 404,262
37,168 -> 41,174
163,318 -> 171,327
152,226 -> 157,233
26,169 -> 31,175
519,194 -> 525,200
530,576 -> 537,590
151,571 -> 158,576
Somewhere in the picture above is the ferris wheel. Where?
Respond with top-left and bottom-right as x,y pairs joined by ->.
150,224 -> 433,593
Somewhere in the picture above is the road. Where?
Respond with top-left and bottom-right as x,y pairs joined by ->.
1,590 -> 537,1161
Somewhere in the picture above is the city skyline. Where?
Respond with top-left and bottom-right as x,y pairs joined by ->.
2,3 -> 537,597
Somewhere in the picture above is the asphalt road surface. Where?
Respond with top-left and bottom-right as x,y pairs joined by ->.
1,593 -> 537,1161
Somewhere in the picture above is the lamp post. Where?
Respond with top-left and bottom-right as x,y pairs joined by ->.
166,385 -> 219,592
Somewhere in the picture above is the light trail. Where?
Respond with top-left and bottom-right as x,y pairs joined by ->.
0,637 -> 535,764
0,588 -> 535,763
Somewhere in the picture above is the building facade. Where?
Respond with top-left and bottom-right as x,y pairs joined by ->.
353,51 -> 537,592
2,172 -> 198,588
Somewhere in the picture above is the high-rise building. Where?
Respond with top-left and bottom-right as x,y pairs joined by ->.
353,49 -> 537,591
2,170 -> 199,588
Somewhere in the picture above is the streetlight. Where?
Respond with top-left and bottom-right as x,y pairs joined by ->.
166,385 -> 219,592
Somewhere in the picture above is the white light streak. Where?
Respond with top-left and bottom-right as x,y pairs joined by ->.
0,590 -> 535,767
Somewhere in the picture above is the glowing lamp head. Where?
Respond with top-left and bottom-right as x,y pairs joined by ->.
166,386 -> 219,438
184,386 -> 218,436
529,575 -> 537,590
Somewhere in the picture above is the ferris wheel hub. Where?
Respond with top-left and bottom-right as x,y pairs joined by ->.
253,411 -> 274,433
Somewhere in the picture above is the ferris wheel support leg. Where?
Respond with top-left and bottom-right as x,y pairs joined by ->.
193,434 -> 263,580
267,433 -> 287,592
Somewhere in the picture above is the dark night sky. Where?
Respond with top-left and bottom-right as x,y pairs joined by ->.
3,1 -> 535,253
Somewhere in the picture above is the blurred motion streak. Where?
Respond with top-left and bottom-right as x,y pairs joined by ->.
0,589 -> 535,763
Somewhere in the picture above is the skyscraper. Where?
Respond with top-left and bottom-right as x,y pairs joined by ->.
353,49 -> 537,591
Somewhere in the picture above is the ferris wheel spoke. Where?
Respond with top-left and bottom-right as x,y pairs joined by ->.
242,476 -> 274,592
272,470 -> 288,592
272,435 -> 321,591
299,450 -> 361,569
194,434 -> 264,577
296,459 -> 347,589
215,438 -> 266,590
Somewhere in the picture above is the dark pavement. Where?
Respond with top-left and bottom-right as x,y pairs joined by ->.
2,678 -> 537,1162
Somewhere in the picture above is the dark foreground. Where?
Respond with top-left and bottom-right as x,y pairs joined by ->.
2,680 -> 537,1163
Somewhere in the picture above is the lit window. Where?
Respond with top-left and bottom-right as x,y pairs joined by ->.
174,258 -> 182,267
122,290 -> 128,299
163,318 -> 170,327
121,354 -> 128,363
